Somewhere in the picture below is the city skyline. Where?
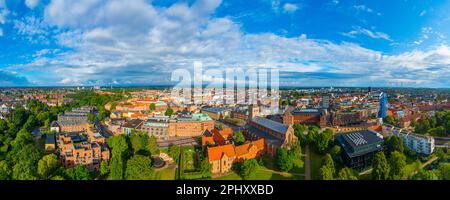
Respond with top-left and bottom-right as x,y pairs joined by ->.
0,0 -> 449,88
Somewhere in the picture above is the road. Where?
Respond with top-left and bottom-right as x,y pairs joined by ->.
304,145 -> 311,180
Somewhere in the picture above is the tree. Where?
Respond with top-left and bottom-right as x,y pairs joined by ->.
100,160 -> 110,177
87,112 -> 96,123
439,163 -> 450,180
386,136 -> 404,154
337,168 -> 358,180
12,161 -> 38,180
291,141 -> 303,168
412,169 -> 440,180
65,165 -> 91,180
329,145 -> 341,162
316,129 -> 333,153
218,123 -> 223,130
385,115 -> 397,125
165,107 -> 174,117
235,159 -> 259,180
125,155 -> 153,180
319,166 -> 334,180
107,136 -> 130,180
168,145 -> 181,164
276,148 -> 293,172
389,151 -> 406,180
38,154 -> 59,179
0,160 -> 11,180
200,158 -> 212,178
109,155 -> 124,180
149,103 -> 156,111
322,154 -> 335,175
147,135 -> 159,155
130,132 -> 144,154
372,151 -> 390,180
233,131 -> 245,145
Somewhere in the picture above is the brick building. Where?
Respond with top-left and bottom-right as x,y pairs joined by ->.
245,116 -> 296,156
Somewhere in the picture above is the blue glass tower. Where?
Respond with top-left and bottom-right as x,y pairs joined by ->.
378,92 -> 388,118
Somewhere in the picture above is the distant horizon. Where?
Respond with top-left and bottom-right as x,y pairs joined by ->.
0,1 -> 449,88
0,84 -> 449,90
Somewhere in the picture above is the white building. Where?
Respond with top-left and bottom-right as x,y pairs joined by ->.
400,132 -> 435,155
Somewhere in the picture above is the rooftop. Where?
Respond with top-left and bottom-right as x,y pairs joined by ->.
336,130 -> 384,158
252,116 -> 289,134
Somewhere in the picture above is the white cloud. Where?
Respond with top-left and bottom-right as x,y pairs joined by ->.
25,0 -> 40,9
0,0 -> 9,25
342,26 -> 392,42
419,10 -> 427,17
9,0 -> 449,88
0,28 -> 3,37
283,3 -> 299,13
353,5 -> 373,13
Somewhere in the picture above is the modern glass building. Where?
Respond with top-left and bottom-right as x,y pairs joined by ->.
378,92 -> 388,118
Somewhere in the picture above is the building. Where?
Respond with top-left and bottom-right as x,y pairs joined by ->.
330,109 -> 369,127
141,116 -> 170,141
283,108 -> 327,128
379,92 -> 388,118
336,130 -> 384,171
321,95 -> 330,109
57,133 -> 110,171
45,134 -> 56,152
245,116 -> 296,156
207,139 -> 264,174
201,106 -> 229,120
202,128 -> 234,146
122,119 -> 144,135
168,113 -> 214,138
55,106 -> 94,133
400,133 -> 434,155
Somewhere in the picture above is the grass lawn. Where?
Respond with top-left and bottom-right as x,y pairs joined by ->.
214,166 -> 304,180
310,151 -> 325,180
151,168 -> 176,180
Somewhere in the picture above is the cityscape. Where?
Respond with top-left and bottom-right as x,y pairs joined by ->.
0,86 -> 448,180
0,0 -> 449,185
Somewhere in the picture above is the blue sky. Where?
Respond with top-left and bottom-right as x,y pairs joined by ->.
0,0 -> 449,87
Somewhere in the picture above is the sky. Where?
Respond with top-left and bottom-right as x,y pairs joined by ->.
0,0 -> 449,88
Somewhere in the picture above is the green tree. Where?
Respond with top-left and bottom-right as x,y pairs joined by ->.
149,103 -> 156,111
37,154 -> 59,179
412,169 -> 440,180
168,145 -> 181,164
65,165 -> 91,180
200,158 -> 212,178
165,107 -> 174,117
438,163 -> 450,180
12,161 -> 38,180
235,159 -> 259,180
337,167 -> 358,180
100,160 -> 110,176
329,145 -> 341,162
316,129 -> 333,153
147,135 -> 159,155
276,148 -> 293,172
291,141 -> 303,168
125,155 -> 153,180
0,160 -> 11,180
107,136 -> 129,180
87,112 -> 96,123
319,166 -> 334,180
386,136 -> 404,154
322,154 -> 335,175
372,151 -> 390,180
389,151 -> 406,180
233,131 -> 245,145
